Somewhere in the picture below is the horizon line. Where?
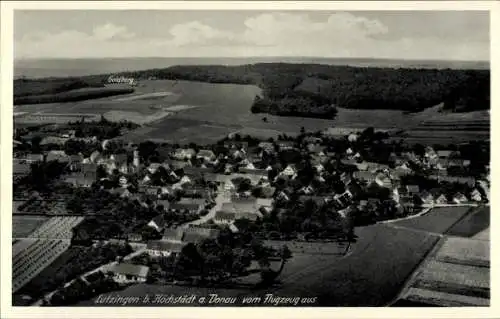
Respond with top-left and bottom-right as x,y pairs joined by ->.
14,56 -> 491,63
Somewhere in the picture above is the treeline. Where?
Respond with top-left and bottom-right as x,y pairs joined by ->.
14,78 -> 105,98
14,87 -> 134,105
120,63 -> 490,114
251,92 -> 337,119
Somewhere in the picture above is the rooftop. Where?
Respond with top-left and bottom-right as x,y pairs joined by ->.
147,240 -> 185,252
109,263 -> 149,278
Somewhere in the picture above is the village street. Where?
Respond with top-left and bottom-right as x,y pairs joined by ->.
183,183 -> 228,227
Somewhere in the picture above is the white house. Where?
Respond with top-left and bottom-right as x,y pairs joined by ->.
470,189 -> 482,202
347,133 -> 358,142
179,175 -> 192,186
197,149 -> 216,162
282,165 -> 297,177
453,193 -> 468,204
435,194 -> 448,204
146,241 -> 185,257
108,263 -> 149,284
172,148 -> 196,160
119,176 -> 128,187
147,215 -> 167,232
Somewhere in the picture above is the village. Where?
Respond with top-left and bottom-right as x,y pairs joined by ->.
12,117 -> 490,306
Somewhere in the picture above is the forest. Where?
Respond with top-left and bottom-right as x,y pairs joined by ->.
119,63 -> 490,117
13,76 -> 132,105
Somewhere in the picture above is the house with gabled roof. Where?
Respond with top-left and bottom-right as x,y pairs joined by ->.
46,150 -> 70,163
170,200 -> 203,214
148,214 -> 168,232
258,142 -> 274,153
375,173 -> 392,189
418,190 -> 434,205
68,154 -> 84,172
224,140 -> 249,150
437,150 -> 453,158
146,240 -> 185,257
162,227 -> 184,242
183,227 -> 220,244
64,173 -> 95,188
470,189 -> 482,202
197,149 -> 216,162
353,171 -> 377,184
127,233 -> 143,243
214,211 -> 237,224
108,263 -> 149,284
278,140 -> 296,150
355,162 -> 369,171
25,153 -> 44,163
453,192 -> 468,204
276,190 -> 290,202
147,163 -> 162,174
435,194 -> 449,204
425,146 -> 438,160
406,185 -> 420,196
172,148 -> 196,160
143,186 -> 160,198
167,160 -> 191,170
281,164 -> 297,177
155,200 -> 171,211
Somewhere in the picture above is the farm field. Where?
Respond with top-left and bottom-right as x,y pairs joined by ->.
446,206 -> 490,238
267,224 -> 440,306
417,260 -> 489,289
12,216 -> 48,238
402,287 -> 489,307
14,247 -> 84,304
102,110 -> 173,125
392,205 -> 490,307
264,240 -> 351,255
391,206 -> 472,234
434,237 -> 489,268
473,228 -> 490,241
14,78 -> 489,145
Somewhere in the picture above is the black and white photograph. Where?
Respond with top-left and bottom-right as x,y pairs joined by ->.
2,1 -> 494,313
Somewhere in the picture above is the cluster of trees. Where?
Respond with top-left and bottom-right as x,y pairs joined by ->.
14,78 -> 105,98
350,199 -> 400,226
68,190 -> 158,240
251,93 -> 338,119
174,227 -> 291,285
14,160 -> 68,193
68,116 -> 139,140
48,273 -> 119,306
129,224 -> 291,286
116,63 -> 490,116
14,77 -> 133,105
260,198 -> 354,241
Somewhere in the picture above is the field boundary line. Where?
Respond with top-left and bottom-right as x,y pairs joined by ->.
386,234 -> 444,306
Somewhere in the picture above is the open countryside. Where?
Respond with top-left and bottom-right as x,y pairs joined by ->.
15,79 -> 489,146
11,9 -> 491,309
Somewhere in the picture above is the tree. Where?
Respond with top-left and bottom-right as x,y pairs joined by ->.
138,141 -> 158,163
31,135 -> 42,153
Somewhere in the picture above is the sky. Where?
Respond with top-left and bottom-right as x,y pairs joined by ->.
14,10 -> 490,61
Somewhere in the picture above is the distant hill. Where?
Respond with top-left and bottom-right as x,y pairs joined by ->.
117,63 -> 490,117
14,61 -> 490,117
14,57 -> 489,79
